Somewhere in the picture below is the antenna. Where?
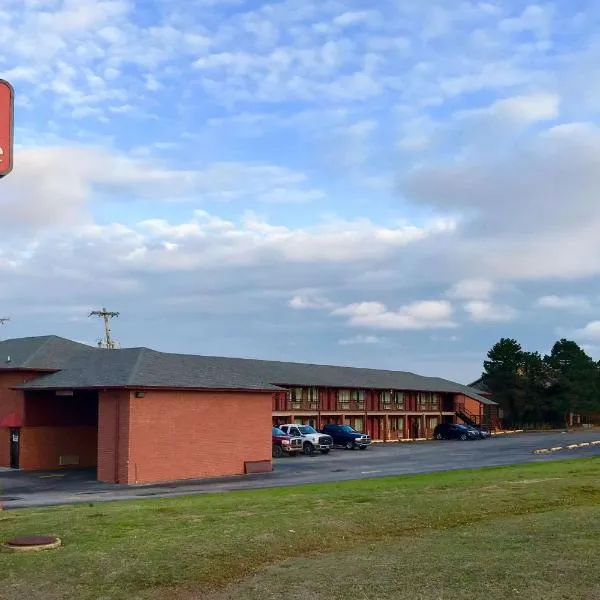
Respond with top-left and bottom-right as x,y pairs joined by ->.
89,307 -> 120,349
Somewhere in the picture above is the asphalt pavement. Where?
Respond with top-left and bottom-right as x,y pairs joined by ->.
1,430 -> 600,510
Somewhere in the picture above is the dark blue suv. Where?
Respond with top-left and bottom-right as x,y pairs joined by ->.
320,424 -> 371,450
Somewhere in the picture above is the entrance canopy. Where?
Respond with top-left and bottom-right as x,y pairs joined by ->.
0,411 -> 22,427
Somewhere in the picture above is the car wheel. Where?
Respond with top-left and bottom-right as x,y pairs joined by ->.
435,433 -> 443,440
460,434 -> 467,441
345,441 -> 354,450
272,444 -> 284,459
320,449 -> 330,454
303,442 -> 314,456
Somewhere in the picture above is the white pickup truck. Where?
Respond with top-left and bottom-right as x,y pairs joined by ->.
278,424 -> 333,455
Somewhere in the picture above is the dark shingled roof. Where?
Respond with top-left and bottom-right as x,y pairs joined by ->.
0,335 -> 95,371
20,348 -> 282,392
467,377 -> 492,395
4,335 -> 495,404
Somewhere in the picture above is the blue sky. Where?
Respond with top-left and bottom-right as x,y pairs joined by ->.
2,0 -> 600,383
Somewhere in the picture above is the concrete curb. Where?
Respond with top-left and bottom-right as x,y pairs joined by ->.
533,440 -> 600,454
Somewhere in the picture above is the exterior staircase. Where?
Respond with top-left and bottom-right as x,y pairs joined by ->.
456,402 -> 501,431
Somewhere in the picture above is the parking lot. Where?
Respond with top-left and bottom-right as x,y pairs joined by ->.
1,430 -> 600,509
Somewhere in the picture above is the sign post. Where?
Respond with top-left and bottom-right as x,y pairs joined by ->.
0,79 -> 14,179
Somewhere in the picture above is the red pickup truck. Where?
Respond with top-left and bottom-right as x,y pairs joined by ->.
272,426 -> 303,458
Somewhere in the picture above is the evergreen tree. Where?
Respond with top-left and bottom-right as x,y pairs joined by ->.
545,339 -> 598,425
482,338 -> 524,426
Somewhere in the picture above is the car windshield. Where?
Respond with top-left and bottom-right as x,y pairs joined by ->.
272,427 -> 285,436
455,425 -> 470,430
298,426 -> 316,434
339,425 -> 356,432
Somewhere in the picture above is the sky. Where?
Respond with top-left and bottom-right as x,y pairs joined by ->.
2,0 -> 600,384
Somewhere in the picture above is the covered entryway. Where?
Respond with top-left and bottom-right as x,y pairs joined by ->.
19,390 -> 99,472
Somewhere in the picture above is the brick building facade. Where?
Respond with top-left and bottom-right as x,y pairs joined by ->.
0,335 -> 495,484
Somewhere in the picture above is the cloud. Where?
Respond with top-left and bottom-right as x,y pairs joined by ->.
535,295 -> 591,310
463,301 -> 518,322
0,145 -> 332,232
446,279 -> 495,300
575,321 -> 600,341
332,300 -> 456,331
288,294 -> 336,310
338,335 -> 385,345
456,92 -> 560,127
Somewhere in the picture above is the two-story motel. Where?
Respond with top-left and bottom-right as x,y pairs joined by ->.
0,335 -> 496,484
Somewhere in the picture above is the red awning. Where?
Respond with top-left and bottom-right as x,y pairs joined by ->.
0,412 -> 22,427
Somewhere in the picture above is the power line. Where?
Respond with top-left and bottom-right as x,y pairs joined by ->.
89,307 -> 120,349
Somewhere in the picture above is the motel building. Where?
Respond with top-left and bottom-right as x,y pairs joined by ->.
0,335 -> 497,485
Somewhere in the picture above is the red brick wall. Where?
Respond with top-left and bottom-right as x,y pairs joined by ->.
97,390 -> 130,484
19,426 -> 97,470
0,370 -> 42,467
125,389 -> 272,485
457,394 -> 484,420
0,428 -> 8,467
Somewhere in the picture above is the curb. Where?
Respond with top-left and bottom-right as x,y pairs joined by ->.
533,440 -> 600,454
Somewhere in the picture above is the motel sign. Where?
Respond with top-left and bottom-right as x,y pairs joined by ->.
0,79 -> 14,178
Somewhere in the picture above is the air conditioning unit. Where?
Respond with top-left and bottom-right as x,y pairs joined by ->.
340,403 -> 349,410
292,403 -> 301,410
309,403 -> 318,410
59,455 -> 80,466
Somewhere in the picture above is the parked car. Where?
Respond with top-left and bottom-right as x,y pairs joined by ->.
272,427 -> 303,458
278,424 -> 333,455
433,423 -> 480,441
320,424 -> 371,450
466,425 -> 490,439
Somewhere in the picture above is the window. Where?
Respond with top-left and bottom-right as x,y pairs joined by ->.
351,389 -> 366,408
307,387 -> 319,401
338,390 -> 350,402
416,392 -> 431,409
390,417 -> 404,434
380,390 -> 392,404
394,391 -> 405,408
351,389 -> 365,402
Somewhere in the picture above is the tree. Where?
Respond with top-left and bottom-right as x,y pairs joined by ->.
519,351 -> 554,425
544,339 -> 599,426
482,338 -> 524,426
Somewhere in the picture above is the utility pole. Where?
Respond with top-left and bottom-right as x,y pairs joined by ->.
0,317 -> 9,342
89,307 -> 120,349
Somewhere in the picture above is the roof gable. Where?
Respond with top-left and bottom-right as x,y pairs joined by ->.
0,335 -> 94,370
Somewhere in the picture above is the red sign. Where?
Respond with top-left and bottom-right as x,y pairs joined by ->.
0,79 -> 14,178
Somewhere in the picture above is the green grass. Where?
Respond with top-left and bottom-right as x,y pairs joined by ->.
2,459 -> 600,600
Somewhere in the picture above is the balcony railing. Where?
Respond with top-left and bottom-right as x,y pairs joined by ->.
380,402 -> 406,411
287,401 -> 320,411
337,401 -> 366,411
416,403 -> 441,412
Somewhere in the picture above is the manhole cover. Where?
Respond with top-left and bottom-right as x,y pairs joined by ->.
4,535 -> 61,552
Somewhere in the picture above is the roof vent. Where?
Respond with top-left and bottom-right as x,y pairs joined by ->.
5,355 -> 10,363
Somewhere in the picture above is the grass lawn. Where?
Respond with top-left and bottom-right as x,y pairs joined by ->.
1,459 -> 600,600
